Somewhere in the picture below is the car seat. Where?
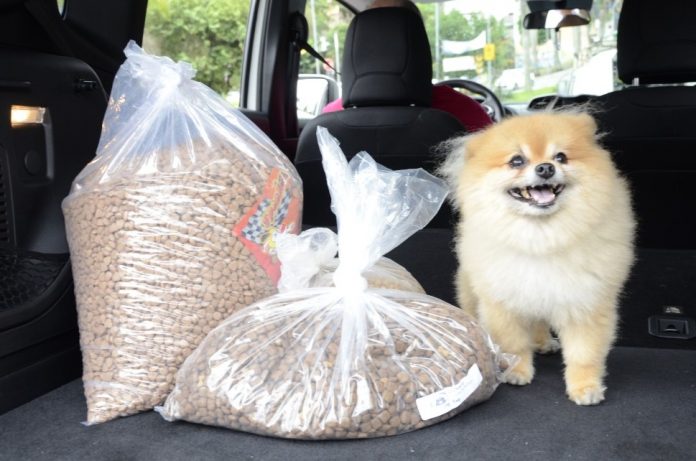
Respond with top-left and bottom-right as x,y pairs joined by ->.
594,0 -> 696,249
294,7 -> 466,228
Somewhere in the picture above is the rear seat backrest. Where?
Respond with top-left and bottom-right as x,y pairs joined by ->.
595,0 -> 696,249
294,8 -> 466,229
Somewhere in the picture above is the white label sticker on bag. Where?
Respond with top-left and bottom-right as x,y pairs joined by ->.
416,364 -> 483,421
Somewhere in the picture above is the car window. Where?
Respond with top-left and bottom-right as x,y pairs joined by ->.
297,0 -> 352,120
299,0 -> 622,115
417,0 -> 622,104
142,0 -> 251,107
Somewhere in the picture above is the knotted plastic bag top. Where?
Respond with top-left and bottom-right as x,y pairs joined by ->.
315,126 -> 448,293
69,40 -> 299,195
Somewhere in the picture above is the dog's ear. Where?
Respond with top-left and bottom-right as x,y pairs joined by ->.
434,135 -> 472,208
578,112 -> 597,134
552,104 -> 602,140
573,112 -> 598,136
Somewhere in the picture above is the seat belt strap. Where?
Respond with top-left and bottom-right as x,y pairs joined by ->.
289,11 -> 339,75
300,40 -> 338,74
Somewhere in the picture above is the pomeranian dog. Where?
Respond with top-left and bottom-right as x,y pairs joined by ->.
439,111 -> 635,405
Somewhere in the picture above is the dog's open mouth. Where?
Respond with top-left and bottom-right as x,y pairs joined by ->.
507,184 -> 565,208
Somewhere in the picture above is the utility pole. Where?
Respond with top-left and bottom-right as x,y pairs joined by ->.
521,0 -> 532,90
309,0 -> 320,74
435,3 -> 441,80
486,16 -> 492,86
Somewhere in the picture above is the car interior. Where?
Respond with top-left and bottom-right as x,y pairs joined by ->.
296,7 -> 466,229
0,0 -> 694,459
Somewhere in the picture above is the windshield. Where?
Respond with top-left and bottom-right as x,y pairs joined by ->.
418,0 -> 622,104
301,0 -> 622,109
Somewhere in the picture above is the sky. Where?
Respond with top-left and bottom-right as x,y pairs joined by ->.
441,0 -> 521,19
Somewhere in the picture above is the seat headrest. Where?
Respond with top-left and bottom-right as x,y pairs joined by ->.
618,0 -> 696,84
341,7 -> 432,108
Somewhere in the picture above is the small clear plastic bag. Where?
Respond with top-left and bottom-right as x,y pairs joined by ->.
157,127 -> 511,439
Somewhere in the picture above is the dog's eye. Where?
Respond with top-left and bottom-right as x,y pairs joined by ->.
554,152 -> 568,164
508,155 -> 526,168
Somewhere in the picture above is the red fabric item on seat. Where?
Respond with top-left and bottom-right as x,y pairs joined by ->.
321,85 -> 492,132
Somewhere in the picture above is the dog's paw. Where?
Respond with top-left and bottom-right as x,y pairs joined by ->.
567,384 -> 606,405
503,362 -> 534,386
534,336 -> 561,355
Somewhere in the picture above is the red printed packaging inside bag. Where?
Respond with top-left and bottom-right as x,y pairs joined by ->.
233,168 -> 302,284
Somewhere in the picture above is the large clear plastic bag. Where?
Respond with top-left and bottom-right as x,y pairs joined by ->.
62,42 -> 302,424
157,128 -> 510,439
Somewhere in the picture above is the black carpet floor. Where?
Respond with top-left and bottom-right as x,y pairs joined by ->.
1,347 -> 694,461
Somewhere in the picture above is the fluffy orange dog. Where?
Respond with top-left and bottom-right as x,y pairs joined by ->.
440,112 -> 635,405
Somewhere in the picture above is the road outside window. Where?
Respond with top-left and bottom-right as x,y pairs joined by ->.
416,0 -> 622,103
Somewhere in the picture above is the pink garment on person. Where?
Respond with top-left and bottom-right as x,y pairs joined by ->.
322,97 -> 344,114
321,85 -> 493,132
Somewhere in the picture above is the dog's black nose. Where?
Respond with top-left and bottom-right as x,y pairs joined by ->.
535,163 -> 555,179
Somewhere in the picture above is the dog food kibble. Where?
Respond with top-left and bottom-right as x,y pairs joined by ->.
158,294 -> 504,439
64,141 -> 302,424
315,257 -> 425,292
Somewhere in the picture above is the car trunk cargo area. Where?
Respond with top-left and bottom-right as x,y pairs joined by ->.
1,229 -> 695,460
0,347 -> 693,461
